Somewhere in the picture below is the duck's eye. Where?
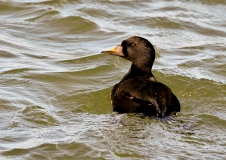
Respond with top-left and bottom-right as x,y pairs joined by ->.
130,43 -> 137,47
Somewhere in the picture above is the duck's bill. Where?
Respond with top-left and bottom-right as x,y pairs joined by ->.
101,45 -> 124,57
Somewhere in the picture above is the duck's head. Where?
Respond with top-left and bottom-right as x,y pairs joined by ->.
102,36 -> 155,68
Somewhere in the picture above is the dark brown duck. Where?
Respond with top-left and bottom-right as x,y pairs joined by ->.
101,36 -> 180,118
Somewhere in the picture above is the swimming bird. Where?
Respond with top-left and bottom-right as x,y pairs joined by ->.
101,36 -> 180,118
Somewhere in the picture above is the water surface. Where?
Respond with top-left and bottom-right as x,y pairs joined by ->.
0,0 -> 226,159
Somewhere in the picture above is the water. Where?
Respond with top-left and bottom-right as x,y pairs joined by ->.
0,0 -> 226,159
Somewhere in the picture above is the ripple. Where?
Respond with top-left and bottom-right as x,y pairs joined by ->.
2,68 -> 34,75
25,10 -> 60,22
0,50 -> 17,58
40,16 -> 98,35
21,105 -> 59,126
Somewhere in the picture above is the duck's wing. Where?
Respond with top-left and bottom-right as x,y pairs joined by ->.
165,93 -> 181,115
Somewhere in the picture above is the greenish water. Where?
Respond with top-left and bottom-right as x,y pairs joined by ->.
0,0 -> 226,159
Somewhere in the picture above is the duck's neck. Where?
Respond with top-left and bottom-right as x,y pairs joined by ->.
121,64 -> 156,82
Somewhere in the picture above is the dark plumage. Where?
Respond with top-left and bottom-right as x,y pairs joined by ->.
101,36 -> 180,117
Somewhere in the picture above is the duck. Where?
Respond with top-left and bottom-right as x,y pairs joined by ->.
101,36 -> 180,118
